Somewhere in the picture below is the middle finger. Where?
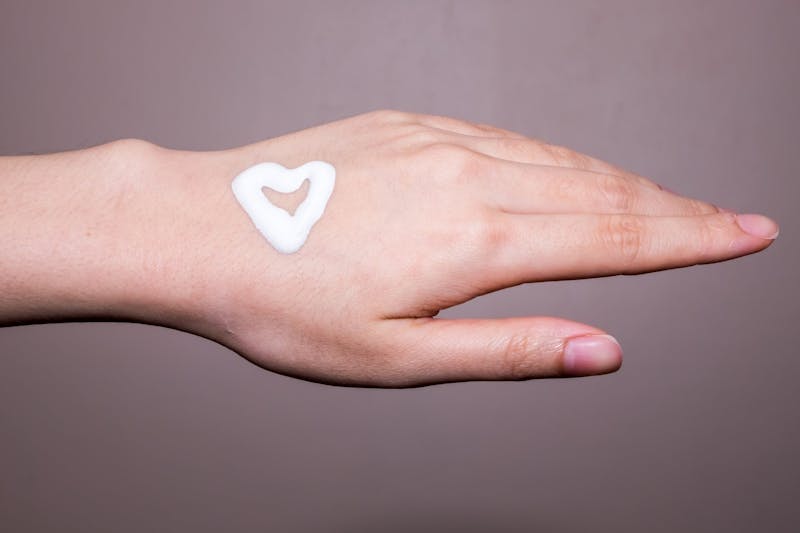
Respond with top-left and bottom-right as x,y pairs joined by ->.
476,157 -> 720,217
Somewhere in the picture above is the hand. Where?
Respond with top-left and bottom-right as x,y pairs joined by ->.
153,110 -> 776,387
0,111 -> 778,387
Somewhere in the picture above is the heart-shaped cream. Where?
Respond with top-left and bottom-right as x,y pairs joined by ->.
231,161 -> 335,254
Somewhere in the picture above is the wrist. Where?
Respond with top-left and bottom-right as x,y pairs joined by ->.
0,139 -> 190,327
96,139 -> 240,334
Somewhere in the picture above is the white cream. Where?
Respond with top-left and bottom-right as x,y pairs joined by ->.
231,161 -> 335,254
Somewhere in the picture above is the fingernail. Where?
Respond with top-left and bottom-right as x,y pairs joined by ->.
714,205 -> 736,214
735,213 -> 780,240
563,334 -> 623,376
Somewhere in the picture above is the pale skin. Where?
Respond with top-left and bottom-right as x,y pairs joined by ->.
0,110 -> 779,387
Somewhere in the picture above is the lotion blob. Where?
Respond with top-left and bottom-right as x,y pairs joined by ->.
231,161 -> 335,254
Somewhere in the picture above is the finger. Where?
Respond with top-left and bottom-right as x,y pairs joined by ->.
478,159 -> 720,216
375,316 -> 622,386
448,134 -> 659,187
411,112 -> 528,139
488,211 -> 779,284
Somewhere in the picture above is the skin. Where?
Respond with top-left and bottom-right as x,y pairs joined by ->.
0,110 -> 779,387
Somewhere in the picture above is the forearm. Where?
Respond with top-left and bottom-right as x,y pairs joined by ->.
0,140 -> 192,327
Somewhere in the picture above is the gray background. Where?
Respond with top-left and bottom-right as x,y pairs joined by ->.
1,1 -> 798,531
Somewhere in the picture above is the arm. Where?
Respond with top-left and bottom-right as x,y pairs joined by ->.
0,111 -> 779,386
0,140 -> 173,325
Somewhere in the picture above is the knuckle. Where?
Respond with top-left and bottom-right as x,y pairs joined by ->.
541,143 -> 568,164
551,173 -> 580,201
450,145 -> 488,182
415,141 -> 453,168
597,175 -> 638,212
695,216 -> 728,261
451,146 -> 486,180
542,143 -> 592,168
567,152 -> 594,170
463,211 -> 508,255
498,137 -> 537,160
499,333 -> 538,380
687,198 -> 718,216
403,127 -> 442,148
470,120 -> 509,137
419,143 -> 485,182
428,114 -> 474,132
602,215 -> 647,267
471,211 -> 510,252
695,221 -> 715,261
368,108 -> 410,124
572,152 -> 595,170
470,119 -> 522,139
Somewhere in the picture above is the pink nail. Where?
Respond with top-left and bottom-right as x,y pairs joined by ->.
735,213 -> 780,240
563,334 -> 623,376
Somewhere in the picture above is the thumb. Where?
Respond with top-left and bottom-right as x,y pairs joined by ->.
380,316 -> 623,387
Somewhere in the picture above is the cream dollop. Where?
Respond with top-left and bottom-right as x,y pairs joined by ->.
231,161 -> 335,254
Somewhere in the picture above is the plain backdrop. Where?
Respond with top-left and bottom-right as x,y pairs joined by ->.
1,1 -> 798,532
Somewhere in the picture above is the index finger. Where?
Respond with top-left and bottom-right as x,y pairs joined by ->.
481,210 -> 778,286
